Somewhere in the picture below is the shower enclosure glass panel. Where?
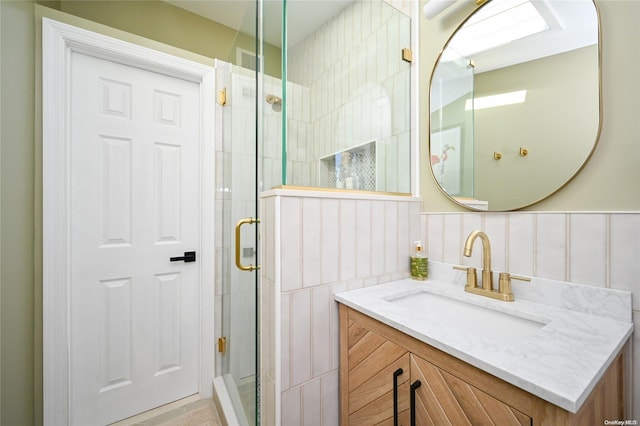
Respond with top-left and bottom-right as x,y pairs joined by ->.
214,3 -> 263,425
216,62 -> 260,426
278,0 -> 411,193
430,49 -> 475,198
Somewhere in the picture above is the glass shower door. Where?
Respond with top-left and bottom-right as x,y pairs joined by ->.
215,2 -> 261,424
216,63 -> 260,425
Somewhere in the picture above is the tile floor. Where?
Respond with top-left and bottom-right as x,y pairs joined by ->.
112,398 -> 222,426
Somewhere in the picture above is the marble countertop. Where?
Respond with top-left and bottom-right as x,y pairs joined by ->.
334,263 -> 633,413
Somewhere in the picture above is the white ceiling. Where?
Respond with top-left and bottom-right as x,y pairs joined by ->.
165,0 -> 353,48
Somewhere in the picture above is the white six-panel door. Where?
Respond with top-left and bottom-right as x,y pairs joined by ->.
68,51 -> 201,425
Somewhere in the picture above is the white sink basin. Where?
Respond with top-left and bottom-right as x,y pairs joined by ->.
388,291 -> 547,346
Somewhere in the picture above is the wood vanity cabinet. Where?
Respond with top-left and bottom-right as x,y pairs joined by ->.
339,304 -> 625,426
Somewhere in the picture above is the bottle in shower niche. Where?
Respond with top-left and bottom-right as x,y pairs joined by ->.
410,241 -> 428,280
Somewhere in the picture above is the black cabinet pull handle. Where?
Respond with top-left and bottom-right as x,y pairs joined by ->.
393,368 -> 403,426
170,251 -> 196,263
410,380 -> 421,426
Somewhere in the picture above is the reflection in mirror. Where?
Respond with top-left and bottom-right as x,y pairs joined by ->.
430,0 -> 600,211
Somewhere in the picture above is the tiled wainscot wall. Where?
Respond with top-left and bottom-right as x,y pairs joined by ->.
261,206 -> 639,423
420,212 -> 640,416
260,190 -> 422,425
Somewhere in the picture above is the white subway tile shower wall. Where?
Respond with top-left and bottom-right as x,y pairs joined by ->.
420,212 -> 640,416
260,191 -> 422,425
285,0 -> 411,192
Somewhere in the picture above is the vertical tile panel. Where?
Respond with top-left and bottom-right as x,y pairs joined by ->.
397,202 -> 410,271
397,131 -> 411,193
364,20 -> 375,86
610,214 -> 640,309
281,292 -> 290,391
352,1 -> 363,50
419,213 -> 428,249
261,278 -> 273,387
321,199 -> 340,284
384,202 -> 399,273
312,286 -> 331,378
371,0 -> 381,35
340,200 -> 357,281
410,203 -> 422,245
262,374 -> 275,426
485,214 -> 508,272
302,198 -> 322,288
330,283 -> 348,370
371,201 -> 385,275
376,23 -> 387,83
356,200 -> 372,278
443,214 -> 462,264
536,214 -> 567,281
426,214 -> 444,262
321,370 -> 340,426
281,198 -> 302,291
290,289 -> 311,387
569,214 -> 607,287
262,197 -> 275,283
508,214 -> 535,276
385,136 -> 399,190
282,386 -> 301,426
302,378 -> 322,426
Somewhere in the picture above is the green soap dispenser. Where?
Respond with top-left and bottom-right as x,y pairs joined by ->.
410,240 -> 428,280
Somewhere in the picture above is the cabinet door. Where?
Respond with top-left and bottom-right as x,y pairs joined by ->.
410,354 -> 531,425
346,317 -> 411,425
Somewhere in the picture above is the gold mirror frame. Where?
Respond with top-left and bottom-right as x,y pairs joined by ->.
428,0 -> 603,211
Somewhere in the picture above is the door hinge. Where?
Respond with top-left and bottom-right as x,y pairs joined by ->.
402,48 -> 412,63
218,88 -> 227,106
218,336 -> 227,354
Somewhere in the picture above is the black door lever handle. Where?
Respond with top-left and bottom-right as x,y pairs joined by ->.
170,251 -> 196,263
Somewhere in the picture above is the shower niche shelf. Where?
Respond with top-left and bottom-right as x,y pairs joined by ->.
319,140 -> 377,191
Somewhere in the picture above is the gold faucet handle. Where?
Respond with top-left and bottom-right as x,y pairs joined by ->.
500,272 -> 531,281
453,266 -> 478,288
498,272 -> 530,296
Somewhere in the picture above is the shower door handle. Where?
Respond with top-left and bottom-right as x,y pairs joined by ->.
235,217 -> 260,271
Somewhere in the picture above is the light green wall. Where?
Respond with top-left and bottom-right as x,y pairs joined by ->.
473,45 -> 599,210
1,3 -> 37,424
420,0 -> 640,211
58,0 -> 282,78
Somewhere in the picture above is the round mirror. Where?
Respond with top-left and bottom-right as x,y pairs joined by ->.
429,0 -> 600,211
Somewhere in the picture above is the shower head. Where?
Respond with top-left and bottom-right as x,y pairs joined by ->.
266,94 -> 282,105
266,94 -> 282,112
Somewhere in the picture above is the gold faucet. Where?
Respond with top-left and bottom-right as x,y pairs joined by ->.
463,230 -> 493,291
452,230 -> 531,302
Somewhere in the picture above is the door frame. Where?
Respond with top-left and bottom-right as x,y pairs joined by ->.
42,18 -> 215,425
